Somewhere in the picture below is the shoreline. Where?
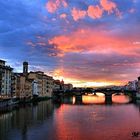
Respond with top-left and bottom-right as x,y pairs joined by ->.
0,96 -> 52,108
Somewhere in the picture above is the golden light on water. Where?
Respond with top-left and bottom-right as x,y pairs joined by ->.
96,92 -> 105,96
82,95 -> 105,104
79,93 -> 131,104
72,96 -> 76,104
112,95 -> 131,104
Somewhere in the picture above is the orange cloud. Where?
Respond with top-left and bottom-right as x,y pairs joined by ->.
48,28 -> 139,56
71,8 -> 87,21
100,0 -> 117,14
46,0 -> 67,13
87,5 -> 103,19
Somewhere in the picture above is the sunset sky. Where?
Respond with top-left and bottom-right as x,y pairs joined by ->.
0,0 -> 140,87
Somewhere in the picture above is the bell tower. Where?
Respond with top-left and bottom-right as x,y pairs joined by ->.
23,61 -> 28,75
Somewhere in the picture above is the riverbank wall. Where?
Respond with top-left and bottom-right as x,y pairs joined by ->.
0,96 -> 52,108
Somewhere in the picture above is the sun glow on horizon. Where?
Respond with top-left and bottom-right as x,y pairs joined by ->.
52,68 -> 126,87
53,74 -> 125,87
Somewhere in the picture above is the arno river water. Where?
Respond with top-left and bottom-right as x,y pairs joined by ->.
1,93 -> 140,140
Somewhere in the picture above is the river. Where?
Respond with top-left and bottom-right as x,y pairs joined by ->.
0,93 -> 140,140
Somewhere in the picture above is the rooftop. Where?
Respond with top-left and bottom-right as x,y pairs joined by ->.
0,59 -> 6,62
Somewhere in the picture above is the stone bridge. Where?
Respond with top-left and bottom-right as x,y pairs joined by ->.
53,89 -> 137,104
75,89 -> 136,104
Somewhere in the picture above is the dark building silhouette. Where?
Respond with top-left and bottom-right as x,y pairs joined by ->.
23,61 -> 28,75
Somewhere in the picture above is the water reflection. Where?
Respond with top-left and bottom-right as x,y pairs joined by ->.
62,93 -> 132,105
0,98 -> 140,140
82,94 -> 105,104
0,100 -> 54,140
112,94 -> 131,104
72,96 -> 76,104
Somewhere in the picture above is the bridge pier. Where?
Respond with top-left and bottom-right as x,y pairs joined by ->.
75,95 -> 82,104
105,94 -> 112,105
131,92 -> 136,103
93,92 -> 96,95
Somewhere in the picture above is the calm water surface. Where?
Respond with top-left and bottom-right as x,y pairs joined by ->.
0,93 -> 140,140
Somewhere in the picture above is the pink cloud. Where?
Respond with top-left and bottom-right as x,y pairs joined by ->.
71,8 -> 87,21
48,28 -> 140,56
71,0 -> 120,21
46,0 -> 68,13
87,5 -> 103,19
46,0 -> 120,20
100,0 -> 117,14
46,1 -> 58,13
61,0 -> 68,7
60,13 -> 67,19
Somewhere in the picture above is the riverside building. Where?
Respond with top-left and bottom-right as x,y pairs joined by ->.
28,71 -> 53,98
0,60 -> 13,98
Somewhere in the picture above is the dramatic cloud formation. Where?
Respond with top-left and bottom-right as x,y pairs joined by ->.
46,0 -> 120,20
48,28 -> 140,56
0,0 -> 140,87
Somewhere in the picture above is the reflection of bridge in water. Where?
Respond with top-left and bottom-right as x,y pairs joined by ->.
53,89 -> 137,105
74,89 -> 136,104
